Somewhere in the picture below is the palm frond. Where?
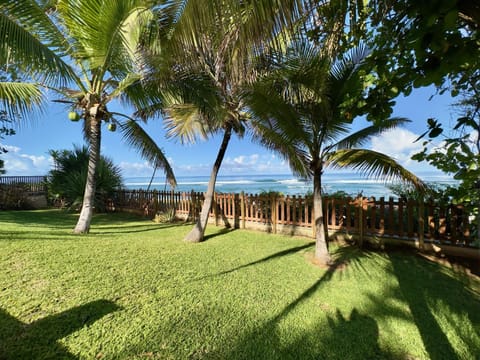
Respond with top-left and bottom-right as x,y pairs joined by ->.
108,73 -> 142,100
251,119 -> 311,178
0,82 -> 44,119
163,104 -> 211,144
0,1 -> 76,85
326,148 -> 426,190
58,0 -> 153,81
120,120 -> 176,187
333,117 -> 411,149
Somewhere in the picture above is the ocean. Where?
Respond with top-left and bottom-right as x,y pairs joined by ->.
124,171 -> 456,199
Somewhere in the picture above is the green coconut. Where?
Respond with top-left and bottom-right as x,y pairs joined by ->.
68,111 -> 80,121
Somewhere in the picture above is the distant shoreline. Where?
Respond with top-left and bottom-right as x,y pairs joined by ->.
123,172 -> 456,199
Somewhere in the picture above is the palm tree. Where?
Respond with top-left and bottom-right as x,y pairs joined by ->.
1,0 -> 176,233
138,0 -> 303,242
244,41 -> 425,265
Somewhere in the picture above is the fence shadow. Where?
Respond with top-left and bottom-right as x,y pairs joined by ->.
0,299 -> 120,359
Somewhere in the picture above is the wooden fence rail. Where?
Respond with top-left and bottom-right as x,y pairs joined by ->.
111,189 -> 477,249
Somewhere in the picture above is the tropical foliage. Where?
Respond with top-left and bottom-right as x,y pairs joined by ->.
0,0 -> 176,233
138,0 -> 303,242
0,111 -> 15,175
245,41 -> 424,264
48,145 -> 123,212
412,89 -> 480,242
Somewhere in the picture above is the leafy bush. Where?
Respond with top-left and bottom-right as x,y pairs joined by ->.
47,145 -> 123,212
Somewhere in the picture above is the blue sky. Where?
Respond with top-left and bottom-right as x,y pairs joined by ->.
2,85 -> 455,179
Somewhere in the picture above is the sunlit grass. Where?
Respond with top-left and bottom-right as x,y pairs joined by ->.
0,210 -> 479,359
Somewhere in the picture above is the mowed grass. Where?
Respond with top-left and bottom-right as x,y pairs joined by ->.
0,210 -> 479,360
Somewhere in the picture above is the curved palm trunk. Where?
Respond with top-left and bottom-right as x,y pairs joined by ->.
74,117 -> 101,234
313,168 -> 332,265
184,124 -> 232,243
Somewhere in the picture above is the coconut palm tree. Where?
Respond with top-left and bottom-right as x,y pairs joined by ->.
244,41 -> 425,265
0,0 -> 176,233
138,0 -> 303,242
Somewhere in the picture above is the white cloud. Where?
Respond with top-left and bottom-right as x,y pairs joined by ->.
119,161 -> 154,177
2,147 -> 52,175
220,153 -> 289,174
370,128 -> 441,173
118,153 -> 290,178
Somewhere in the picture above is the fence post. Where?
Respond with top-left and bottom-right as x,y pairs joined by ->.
214,193 -> 219,226
312,196 -> 316,238
240,191 -> 246,229
271,194 -> 277,234
358,196 -> 364,248
417,197 -> 425,250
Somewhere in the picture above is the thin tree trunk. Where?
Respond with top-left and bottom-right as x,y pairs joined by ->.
74,116 -> 101,234
184,124 -> 232,242
313,168 -> 332,265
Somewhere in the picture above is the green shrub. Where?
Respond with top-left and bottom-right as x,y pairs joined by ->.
47,145 -> 123,212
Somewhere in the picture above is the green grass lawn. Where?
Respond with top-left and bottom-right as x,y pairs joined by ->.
0,210 -> 479,360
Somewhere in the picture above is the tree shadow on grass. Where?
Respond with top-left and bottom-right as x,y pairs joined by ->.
202,227 -> 236,242
96,222 -> 186,235
203,245 -> 390,359
210,245 -> 480,359
0,299 -> 120,360
388,250 -> 480,360
194,242 -> 314,281
214,307 -> 393,360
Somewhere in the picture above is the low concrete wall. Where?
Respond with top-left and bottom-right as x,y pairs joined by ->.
25,194 -> 48,209
331,232 -> 480,261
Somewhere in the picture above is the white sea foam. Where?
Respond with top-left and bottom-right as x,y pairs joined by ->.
332,179 -> 385,184
277,179 -> 304,185
216,180 -> 255,185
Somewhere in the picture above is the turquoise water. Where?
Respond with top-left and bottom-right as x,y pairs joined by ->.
124,171 -> 456,199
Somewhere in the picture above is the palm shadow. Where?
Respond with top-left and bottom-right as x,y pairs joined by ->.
202,227 -> 236,241
216,307 -> 389,359
0,299 -> 120,359
204,245 -> 381,359
388,250 -> 480,360
194,242 -> 314,281
97,222 -> 185,235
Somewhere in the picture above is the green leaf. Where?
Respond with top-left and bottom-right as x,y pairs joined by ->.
428,127 -> 443,138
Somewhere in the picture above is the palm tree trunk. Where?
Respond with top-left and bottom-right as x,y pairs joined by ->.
184,124 -> 232,242
313,168 -> 332,265
74,117 -> 101,234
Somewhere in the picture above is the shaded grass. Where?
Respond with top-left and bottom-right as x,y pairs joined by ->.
0,210 -> 479,359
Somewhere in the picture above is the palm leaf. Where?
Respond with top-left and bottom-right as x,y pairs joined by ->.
163,104 -> 211,144
0,82 -> 43,119
108,73 -> 142,100
0,1 -> 76,85
58,0 -> 153,82
333,117 -> 411,150
251,118 -> 311,178
120,120 -> 177,187
326,148 -> 426,190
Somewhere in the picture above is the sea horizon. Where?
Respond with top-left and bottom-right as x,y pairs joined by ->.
123,171 -> 456,199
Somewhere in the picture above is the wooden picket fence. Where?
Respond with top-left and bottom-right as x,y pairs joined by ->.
111,189 -> 477,249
